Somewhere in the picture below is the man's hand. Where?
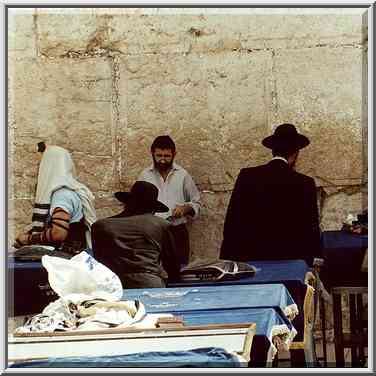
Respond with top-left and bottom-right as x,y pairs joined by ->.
14,232 -> 30,248
304,271 -> 316,286
171,204 -> 188,219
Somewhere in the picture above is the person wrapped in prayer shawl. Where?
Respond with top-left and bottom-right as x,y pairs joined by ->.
14,144 -> 97,255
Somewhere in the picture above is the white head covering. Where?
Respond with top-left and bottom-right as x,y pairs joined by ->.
31,145 -> 96,247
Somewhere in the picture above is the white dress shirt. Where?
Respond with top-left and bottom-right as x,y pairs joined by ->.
271,156 -> 288,164
138,163 -> 201,226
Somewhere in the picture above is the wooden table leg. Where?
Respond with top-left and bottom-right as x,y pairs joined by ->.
320,296 -> 327,367
333,292 -> 345,367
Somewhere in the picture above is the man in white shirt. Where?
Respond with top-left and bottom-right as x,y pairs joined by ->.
138,135 -> 201,266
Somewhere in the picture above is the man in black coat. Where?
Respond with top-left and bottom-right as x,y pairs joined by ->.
220,123 -> 322,267
92,181 -> 180,288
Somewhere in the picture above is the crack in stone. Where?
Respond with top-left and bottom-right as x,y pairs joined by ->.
32,11 -> 39,58
110,55 -> 122,188
270,49 -> 278,119
232,41 -> 365,53
59,47 -> 124,59
38,40 -> 366,61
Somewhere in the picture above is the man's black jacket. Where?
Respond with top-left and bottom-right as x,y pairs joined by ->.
220,159 -> 321,266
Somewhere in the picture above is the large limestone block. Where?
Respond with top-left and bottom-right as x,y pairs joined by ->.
188,191 -> 230,261
8,199 -> 34,246
72,154 -> 118,195
9,57 -> 114,155
106,13 -> 193,55
240,13 -> 364,50
93,195 -> 123,220
8,198 -> 33,225
9,137 -> 41,199
8,8 -> 37,58
118,51 -> 272,190
36,9 -> 99,57
33,9 -> 364,56
320,189 -> 365,231
273,47 -> 364,185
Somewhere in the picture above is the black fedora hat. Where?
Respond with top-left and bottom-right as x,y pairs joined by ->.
262,123 -> 310,151
115,181 -> 169,213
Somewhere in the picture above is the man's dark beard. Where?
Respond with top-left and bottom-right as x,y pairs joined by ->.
153,157 -> 173,172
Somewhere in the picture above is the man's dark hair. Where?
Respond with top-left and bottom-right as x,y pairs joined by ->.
151,135 -> 176,153
37,141 -> 46,153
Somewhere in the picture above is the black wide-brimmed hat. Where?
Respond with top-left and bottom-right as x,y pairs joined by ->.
262,123 -> 310,151
114,181 -> 169,213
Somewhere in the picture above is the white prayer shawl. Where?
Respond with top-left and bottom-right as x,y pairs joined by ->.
31,145 -> 97,248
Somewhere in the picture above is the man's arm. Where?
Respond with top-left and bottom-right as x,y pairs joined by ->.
172,173 -> 201,219
179,173 -> 201,219
14,207 -> 71,248
220,169 -> 247,260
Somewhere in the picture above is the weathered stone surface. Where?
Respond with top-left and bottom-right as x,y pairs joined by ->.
34,9 -> 365,57
36,10 -> 99,57
8,199 -> 34,246
9,137 -> 42,199
8,9 -> 37,58
189,191 -> 230,261
72,154 -> 118,195
9,57 -> 117,200
361,45 -> 368,183
93,195 -> 123,219
320,189 -> 366,231
7,9 -> 368,262
273,47 -> 364,184
118,51 -> 272,190
9,58 -> 113,150
240,13 -> 364,50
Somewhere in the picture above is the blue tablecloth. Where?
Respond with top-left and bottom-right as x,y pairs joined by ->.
8,258 -> 307,329
122,284 -> 296,319
321,231 -> 368,287
10,347 -> 244,368
169,259 -> 308,341
123,284 -> 296,366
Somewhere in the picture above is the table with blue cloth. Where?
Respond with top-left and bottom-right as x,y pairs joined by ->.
9,311 -> 280,368
8,258 -> 308,317
122,284 -> 297,366
10,347 -> 245,368
321,231 -> 368,288
169,259 -> 309,347
8,258 -> 307,366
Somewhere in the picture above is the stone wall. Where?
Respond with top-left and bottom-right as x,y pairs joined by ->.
8,8 -> 368,262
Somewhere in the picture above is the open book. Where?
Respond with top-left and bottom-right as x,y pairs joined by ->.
179,260 -> 258,282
